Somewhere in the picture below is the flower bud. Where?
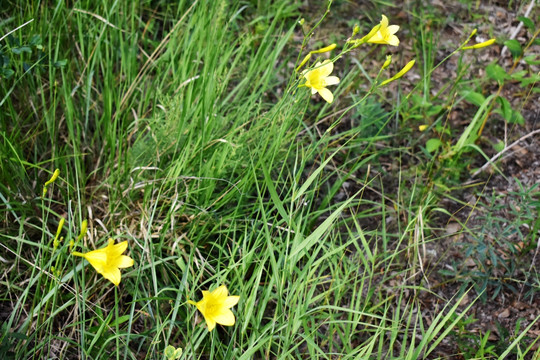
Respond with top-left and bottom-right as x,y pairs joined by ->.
382,55 -> 392,69
462,38 -> 496,50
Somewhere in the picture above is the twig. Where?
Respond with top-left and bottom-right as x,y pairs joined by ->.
73,8 -> 127,33
472,128 -> 540,177
0,19 -> 34,43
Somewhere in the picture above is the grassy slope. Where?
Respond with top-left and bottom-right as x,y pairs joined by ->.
1,0 -> 539,359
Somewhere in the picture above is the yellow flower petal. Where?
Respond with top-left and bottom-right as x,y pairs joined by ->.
324,76 -> 340,86
380,15 -> 389,28
318,60 -> 334,77
116,255 -> 134,268
102,267 -> 122,286
387,25 -> 400,35
386,34 -> 400,46
212,285 -> 229,299
212,309 -> 236,326
206,318 -> 217,332
317,88 -> 334,104
223,295 -> 240,308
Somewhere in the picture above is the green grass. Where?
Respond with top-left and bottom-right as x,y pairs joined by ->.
1,0 -> 539,359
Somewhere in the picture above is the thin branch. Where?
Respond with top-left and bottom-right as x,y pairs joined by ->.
0,19 -> 34,43
472,128 -> 540,177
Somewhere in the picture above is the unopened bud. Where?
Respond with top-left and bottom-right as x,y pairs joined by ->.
462,38 -> 496,50
382,55 -> 392,69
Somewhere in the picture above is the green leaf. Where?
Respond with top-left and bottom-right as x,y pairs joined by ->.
1,68 -> 14,79
461,90 -> 486,107
426,105 -> 443,117
510,109 -> 524,125
517,16 -> 535,32
486,63 -> 507,84
53,59 -> 67,68
496,96 -> 512,121
510,70 -> 527,80
492,139 -> 505,153
11,46 -> 31,55
164,345 -> 175,359
524,55 -> 540,65
504,39 -> 522,59
426,138 -> 442,153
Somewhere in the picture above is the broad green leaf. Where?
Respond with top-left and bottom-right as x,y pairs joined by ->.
504,39 -> 522,59
511,109 -> 524,125
492,139 -> 505,153
426,138 -> 442,153
496,96 -> 512,121
426,105 -> 443,117
524,55 -> 540,65
53,59 -> 68,68
517,16 -> 535,32
11,46 -> 31,55
486,63 -> 507,84
461,90 -> 486,107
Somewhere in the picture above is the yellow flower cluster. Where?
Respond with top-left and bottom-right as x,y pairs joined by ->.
300,14 -> 414,104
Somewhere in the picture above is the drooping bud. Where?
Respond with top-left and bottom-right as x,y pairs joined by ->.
42,169 -> 60,197
311,43 -> 337,54
462,38 -> 496,50
380,60 -> 415,86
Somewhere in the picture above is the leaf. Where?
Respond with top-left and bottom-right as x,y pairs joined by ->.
486,63 -> 507,84
164,345 -> 176,359
454,94 -> 496,152
524,55 -> 540,65
492,139 -> 504,153
53,59 -> 67,68
11,46 -> 31,55
496,96 -> 512,121
165,345 -> 182,359
461,90 -> 486,107
517,16 -> 535,32
426,105 -> 443,117
510,109 -> 524,125
504,40 -> 522,59
510,70 -> 527,80
426,138 -> 442,153
29,34 -> 42,46
1,68 -> 14,79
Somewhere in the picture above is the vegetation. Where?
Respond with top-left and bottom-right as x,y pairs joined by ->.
1,0 -> 539,359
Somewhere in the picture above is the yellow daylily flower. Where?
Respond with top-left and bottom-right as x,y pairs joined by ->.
72,239 -> 134,286
367,15 -> 400,47
188,285 -> 240,332
303,60 -> 340,104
